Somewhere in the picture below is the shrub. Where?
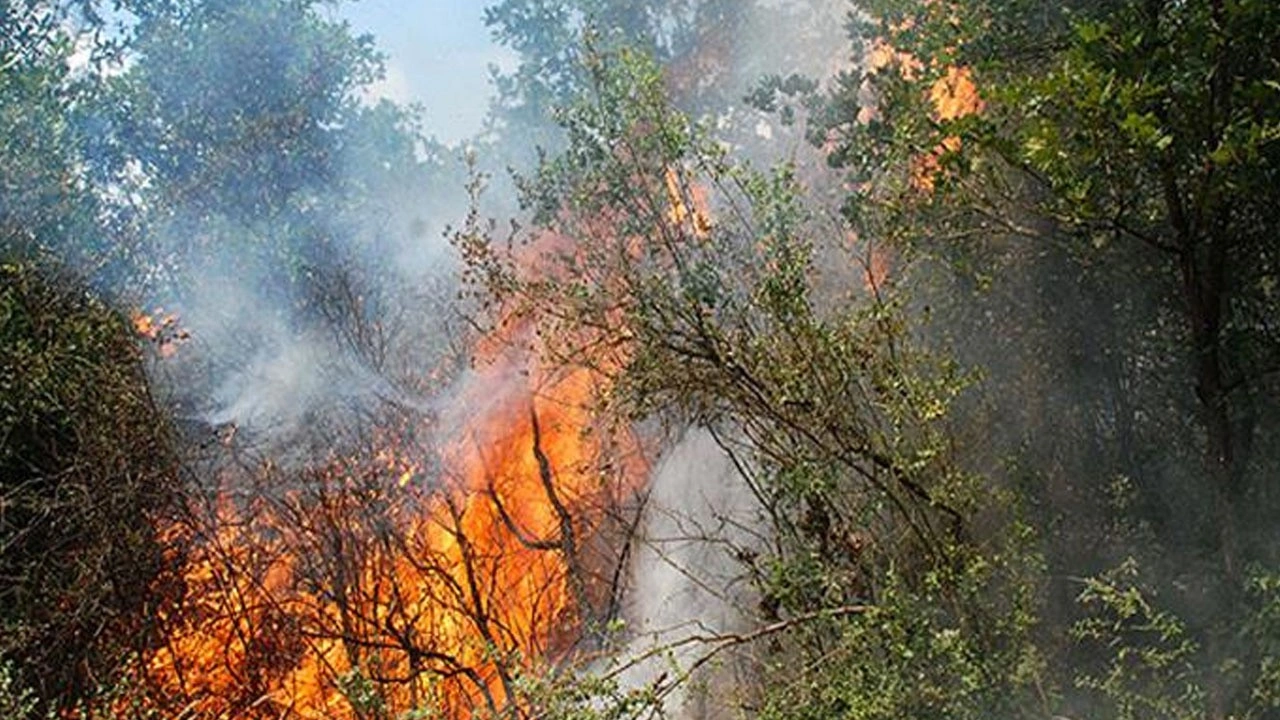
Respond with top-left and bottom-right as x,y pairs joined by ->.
0,258 -> 183,714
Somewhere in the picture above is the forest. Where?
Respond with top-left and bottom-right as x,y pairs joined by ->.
1,0 -> 1278,718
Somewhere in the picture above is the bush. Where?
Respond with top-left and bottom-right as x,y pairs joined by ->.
0,258 -> 183,714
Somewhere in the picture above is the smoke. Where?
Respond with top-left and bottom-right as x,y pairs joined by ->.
126,0 -> 855,448
588,4 -> 855,715
142,215 -> 458,449
53,0 -> 1275,716
49,0 -> 864,713
107,31 -> 475,449
614,429 -> 764,719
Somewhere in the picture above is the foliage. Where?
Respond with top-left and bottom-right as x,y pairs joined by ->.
1070,560 -> 1205,720
463,0 -> 1280,715
1244,569 -> 1280,713
755,539 -> 1044,720
482,0 -> 842,166
105,0 -> 380,217
2,0 -> 1278,716
483,0 -> 748,137
70,0 -> 468,447
784,0 -> 1280,714
0,259 -> 182,714
455,44 -> 1048,719
50,0 -> 464,356
500,662 -> 662,720
0,661 -> 43,720
1062,560 -> 1280,720
0,1 -> 102,259
805,0 -> 1280,535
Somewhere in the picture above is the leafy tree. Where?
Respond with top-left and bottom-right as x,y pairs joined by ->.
781,0 -> 1280,715
482,0 -> 844,160
455,45 -> 1044,719
82,0 -> 457,303
0,1 -> 104,260
76,0 -> 469,446
810,0 -> 1279,551
463,1 -> 1280,717
105,0 -> 380,221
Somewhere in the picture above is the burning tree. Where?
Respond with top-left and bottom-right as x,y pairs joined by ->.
447,45 -> 1043,719
6,0 -> 1276,717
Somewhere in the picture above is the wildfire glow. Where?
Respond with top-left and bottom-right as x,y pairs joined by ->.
909,133 -> 964,193
928,65 -> 983,122
866,36 -> 923,79
134,271 -> 645,718
664,166 -> 713,240
131,308 -> 189,357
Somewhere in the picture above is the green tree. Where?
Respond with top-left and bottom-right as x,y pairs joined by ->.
0,1 -> 104,261
482,0 -> 783,165
87,0 -> 454,312
78,0 -> 466,441
105,0 -> 381,221
813,0 -> 1279,557
792,0 -> 1280,715
455,46 -> 1044,719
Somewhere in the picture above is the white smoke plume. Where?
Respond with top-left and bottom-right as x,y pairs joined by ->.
612,429 -> 766,718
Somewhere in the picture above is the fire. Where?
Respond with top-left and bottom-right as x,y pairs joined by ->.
866,36 -> 923,80
131,307 -> 189,357
133,270 -> 645,718
856,23 -> 984,198
909,134 -> 964,193
127,97 -> 721,720
927,65 -> 983,122
664,166 -> 713,240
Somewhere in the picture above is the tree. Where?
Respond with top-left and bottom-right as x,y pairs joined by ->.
814,0 -> 1279,546
103,0 -> 380,221
483,0 -> 736,137
3,3 -> 474,715
788,0 -> 1280,715
76,0 -> 471,449
1,10 -> 189,710
0,1 -> 104,261
462,2 -> 1280,716
481,0 -> 845,162
455,46 -> 1043,719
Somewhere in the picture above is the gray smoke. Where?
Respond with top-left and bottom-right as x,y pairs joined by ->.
615,429 -> 765,718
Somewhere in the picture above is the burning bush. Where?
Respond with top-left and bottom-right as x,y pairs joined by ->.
122,298 -> 647,718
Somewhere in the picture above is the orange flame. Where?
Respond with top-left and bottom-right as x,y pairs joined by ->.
909,134 -> 964,194
927,65 -> 983,122
664,167 -> 713,240
866,36 -> 923,80
133,246 -> 646,718
131,308 -> 189,358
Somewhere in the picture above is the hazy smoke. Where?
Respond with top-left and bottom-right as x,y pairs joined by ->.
118,0 -> 854,452
84,0 -> 858,711
606,5 -> 853,715
616,429 -> 764,718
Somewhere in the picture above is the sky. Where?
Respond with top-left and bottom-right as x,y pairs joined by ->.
333,0 -> 517,145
